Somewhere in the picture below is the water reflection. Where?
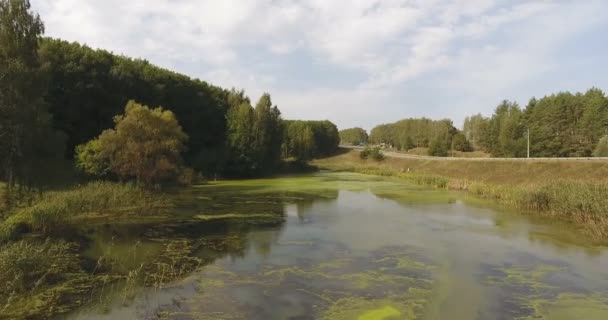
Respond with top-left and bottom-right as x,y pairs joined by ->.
67,173 -> 608,320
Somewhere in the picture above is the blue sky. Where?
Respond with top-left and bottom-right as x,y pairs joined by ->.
31,0 -> 608,131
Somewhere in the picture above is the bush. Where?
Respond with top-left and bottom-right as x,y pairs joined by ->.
594,136 -> 608,157
429,138 -> 449,157
360,147 -> 384,161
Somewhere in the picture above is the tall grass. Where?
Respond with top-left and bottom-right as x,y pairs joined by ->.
0,182 -> 172,241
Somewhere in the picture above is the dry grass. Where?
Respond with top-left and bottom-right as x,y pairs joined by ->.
316,150 -> 608,185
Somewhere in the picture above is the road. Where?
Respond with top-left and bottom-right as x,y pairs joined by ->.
340,145 -> 608,162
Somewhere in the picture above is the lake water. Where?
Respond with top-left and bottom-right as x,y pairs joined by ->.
67,172 -> 608,320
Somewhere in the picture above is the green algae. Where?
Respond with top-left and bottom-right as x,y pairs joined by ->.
321,289 -> 432,320
485,264 -> 562,291
358,306 -> 402,320
524,293 -> 608,320
194,212 -> 283,222
10,172 -> 608,319
482,263 -> 608,319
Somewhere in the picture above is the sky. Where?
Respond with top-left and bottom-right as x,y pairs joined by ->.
31,0 -> 608,131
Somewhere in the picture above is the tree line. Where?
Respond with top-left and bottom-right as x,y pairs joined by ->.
282,120 -> 340,162
367,118 -> 466,156
464,89 -> 608,157
0,0 -> 339,193
345,87 -> 608,158
339,127 -> 368,146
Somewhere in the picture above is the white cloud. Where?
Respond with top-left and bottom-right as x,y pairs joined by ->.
31,0 -> 608,130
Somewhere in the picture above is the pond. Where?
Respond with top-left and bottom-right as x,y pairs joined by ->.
66,172 -> 608,320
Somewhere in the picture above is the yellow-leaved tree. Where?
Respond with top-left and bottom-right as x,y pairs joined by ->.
76,101 -> 192,187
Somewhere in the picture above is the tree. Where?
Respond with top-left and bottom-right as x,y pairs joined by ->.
223,89 -> 256,177
0,0 -> 65,200
369,118 -> 457,151
485,100 -> 526,157
252,94 -> 283,174
452,132 -> 472,152
284,121 -> 315,161
339,127 -> 368,145
463,114 -> 490,150
39,39 -> 230,175
594,136 -> 608,157
429,137 -> 449,157
76,101 -> 189,187
282,120 -> 340,161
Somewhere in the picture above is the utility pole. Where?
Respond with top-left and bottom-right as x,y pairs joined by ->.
527,127 -> 530,159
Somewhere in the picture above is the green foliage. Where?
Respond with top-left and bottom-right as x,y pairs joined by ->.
0,181 -> 171,241
224,89 -> 256,177
451,132 -> 472,152
75,138 -> 108,177
594,136 -> 608,157
428,137 -> 449,157
369,118 -> 457,151
282,120 -> 339,162
360,147 -> 384,161
76,101 -> 190,187
339,127 -> 368,145
283,121 -> 315,161
469,89 -> 608,158
253,93 -> 284,174
0,0 -> 66,195
463,114 -> 489,150
39,38 -> 230,175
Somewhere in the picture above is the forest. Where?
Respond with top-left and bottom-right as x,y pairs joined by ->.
0,0 -> 339,194
353,88 -> 608,158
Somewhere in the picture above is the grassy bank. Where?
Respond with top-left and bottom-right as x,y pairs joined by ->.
0,182 -> 172,242
313,150 -> 608,240
0,182 -> 177,318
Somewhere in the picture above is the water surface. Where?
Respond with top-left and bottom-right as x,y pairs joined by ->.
68,172 -> 608,319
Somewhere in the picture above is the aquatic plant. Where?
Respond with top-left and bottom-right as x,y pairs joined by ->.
0,181 -> 172,241
0,239 -> 114,318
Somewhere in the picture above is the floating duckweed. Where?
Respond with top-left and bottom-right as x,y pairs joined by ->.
524,293 -> 608,320
485,264 -> 562,291
321,291 -> 431,320
194,213 -> 282,221
359,306 -> 402,320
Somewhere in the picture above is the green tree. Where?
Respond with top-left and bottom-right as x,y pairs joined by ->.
76,101 -> 189,187
252,93 -> 283,174
339,127 -> 368,145
0,0 -> 65,200
223,89 -> 256,177
38,39 -> 230,175
463,114 -> 490,150
369,118 -> 457,151
284,121 -> 315,161
486,101 -> 526,157
594,136 -> 608,157
451,132 -> 472,152
282,120 -> 339,161
429,137 -> 449,157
